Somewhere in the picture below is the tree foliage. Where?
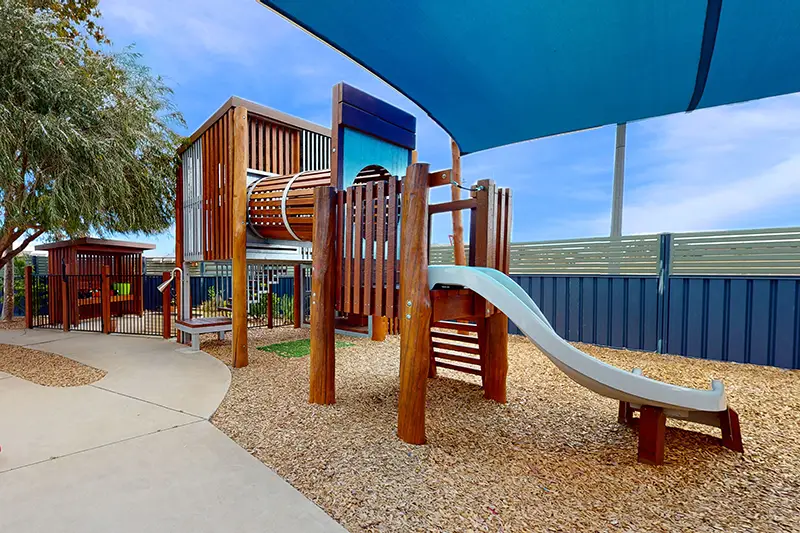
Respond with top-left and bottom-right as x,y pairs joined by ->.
0,0 -> 184,269
27,0 -> 107,45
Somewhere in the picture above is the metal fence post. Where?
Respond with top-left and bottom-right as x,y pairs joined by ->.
656,233 -> 673,354
162,271 -> 171,339
24,266 -> 33,329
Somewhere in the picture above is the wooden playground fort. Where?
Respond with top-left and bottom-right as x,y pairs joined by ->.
172,82 -> 742,465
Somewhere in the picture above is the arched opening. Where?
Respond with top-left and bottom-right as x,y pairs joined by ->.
353,164 -> 392,184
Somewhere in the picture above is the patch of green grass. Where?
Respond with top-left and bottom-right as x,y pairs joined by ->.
258,338 -> 354,358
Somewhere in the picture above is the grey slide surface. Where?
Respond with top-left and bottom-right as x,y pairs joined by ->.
428,266 -> 727,423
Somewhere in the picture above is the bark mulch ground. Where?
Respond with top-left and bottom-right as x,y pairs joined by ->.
0,343 -> 106,387
206,329 -> 800,533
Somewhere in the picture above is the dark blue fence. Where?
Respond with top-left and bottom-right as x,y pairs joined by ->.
509,273 -> 800,369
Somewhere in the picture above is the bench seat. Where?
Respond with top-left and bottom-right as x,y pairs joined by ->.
176,317 -> 232,350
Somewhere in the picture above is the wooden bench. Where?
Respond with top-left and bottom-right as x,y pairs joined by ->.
176,317 -> 232,351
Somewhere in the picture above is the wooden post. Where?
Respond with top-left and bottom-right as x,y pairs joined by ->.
309,186 -> 337,404
162,272 -> 171,339
61,267 -> 70,332
482,310 -> 508,402
397,162 -> 432,445
231,106 -> 249,368
617,401 -> 635,425
24,266 -> 33,329
450,139 -> 466,266
101,266 -> 111,334
293,264 -> 302,328
371,316 -> 387,342
719,408 -> 744,453
638,405 -> 666,465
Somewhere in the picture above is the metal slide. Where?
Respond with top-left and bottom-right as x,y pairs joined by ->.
428,266 -> 728,426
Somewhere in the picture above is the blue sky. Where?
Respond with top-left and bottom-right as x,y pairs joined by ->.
98,0 -> 800,257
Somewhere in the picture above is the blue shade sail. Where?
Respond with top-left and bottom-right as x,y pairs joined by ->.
257,0 -> 800,154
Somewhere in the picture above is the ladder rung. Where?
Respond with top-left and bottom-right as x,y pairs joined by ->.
434,361 -> 482,375
433,350 -> 482,366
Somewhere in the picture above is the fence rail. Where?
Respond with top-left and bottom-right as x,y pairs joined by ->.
434,226 -> 800,369
431,227 -> 800,278
670,227 -> 800,276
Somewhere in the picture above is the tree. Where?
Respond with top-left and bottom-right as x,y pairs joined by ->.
0,0 -> 184,273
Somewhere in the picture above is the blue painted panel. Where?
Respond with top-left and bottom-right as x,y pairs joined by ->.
342,128 -> 410,188
685,279 -> 706,359
705,279 -> 726,362
580,278 -> 596,343
595,279 -> 610,346
749,280 -> 771,366
567,277 -> 581,341
726,280 -> 748,364
626,278 -> 642,350
773,280 -> 796,369
610,278 -> 626,348
554,277 -> 567,337
666,278 -> 685,355
642,279 -> 658,351
542,278 -> 555,331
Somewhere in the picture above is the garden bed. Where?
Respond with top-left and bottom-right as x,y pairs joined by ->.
0,343 -> 106,386
206,329 -> 800,532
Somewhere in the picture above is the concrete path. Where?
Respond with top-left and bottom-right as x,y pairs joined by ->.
0,330 -> 345,533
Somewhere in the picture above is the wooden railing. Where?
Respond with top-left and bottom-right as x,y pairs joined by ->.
336,178 -> 402,318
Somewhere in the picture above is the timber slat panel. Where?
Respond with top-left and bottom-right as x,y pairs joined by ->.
364,182 -> 374,315
353,186 -> 363,314
332,178 -> 402,319
386,177 -> 398,318
344,187 -> 353,313
375,181 -> 386,317
336,190 -> 344,311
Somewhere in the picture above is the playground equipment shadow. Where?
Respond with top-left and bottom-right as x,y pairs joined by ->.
207,329 -> 800,533
0,329 -> 346,533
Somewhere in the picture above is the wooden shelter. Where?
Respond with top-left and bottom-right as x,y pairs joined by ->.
36,238 -> 154,326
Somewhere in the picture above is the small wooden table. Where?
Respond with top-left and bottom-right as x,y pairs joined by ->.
176,317 -> 233,351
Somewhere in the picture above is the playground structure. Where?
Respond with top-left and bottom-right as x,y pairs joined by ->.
175,84 -> 416,361
33,238 -> 154,329
308,158 -> 743,465
174,81 -> 743,464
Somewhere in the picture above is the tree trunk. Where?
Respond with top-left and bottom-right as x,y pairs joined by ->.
2,259 -> 14,321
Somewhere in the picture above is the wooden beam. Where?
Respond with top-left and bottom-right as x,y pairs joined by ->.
231,106 -> 249,368
428,198 -> 477,215
24,266 -> 32,329
310,186 -> 337,404
397,163 -> 432,445
638,406 -> 666,465
371,316 -> 387,342
293,264 -> 302,328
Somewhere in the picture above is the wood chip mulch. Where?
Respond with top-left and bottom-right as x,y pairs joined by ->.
208,330 -> 800,533
0,343 -> 106,387
0,318 -> 26,330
